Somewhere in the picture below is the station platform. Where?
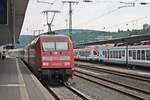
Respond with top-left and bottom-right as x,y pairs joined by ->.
0,58 -> 55,100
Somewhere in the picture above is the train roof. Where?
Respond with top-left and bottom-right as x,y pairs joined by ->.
24,35 -> 71,48
39,34 -> 69,38
75,34 -> 150,48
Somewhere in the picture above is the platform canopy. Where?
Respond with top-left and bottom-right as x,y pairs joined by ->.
0,0 -> 29,45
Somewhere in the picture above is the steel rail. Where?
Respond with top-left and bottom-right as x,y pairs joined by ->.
75,71 -> 150,100
76,62 -> 150,82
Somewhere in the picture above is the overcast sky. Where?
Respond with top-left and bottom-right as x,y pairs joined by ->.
21,0 -> 150,35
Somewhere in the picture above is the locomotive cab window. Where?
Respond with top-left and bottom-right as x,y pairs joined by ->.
56,42 -> 68,51
42,42 -> 55,51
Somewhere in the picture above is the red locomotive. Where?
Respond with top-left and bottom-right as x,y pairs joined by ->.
22,35 -> 74,82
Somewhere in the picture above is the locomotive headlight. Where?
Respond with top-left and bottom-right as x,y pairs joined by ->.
42,62 -> 49,66
42,56 -> 52,61
64,62 -> 70,65
60,56 -> 70,60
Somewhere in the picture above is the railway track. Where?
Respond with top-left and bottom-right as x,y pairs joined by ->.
75,62 -> 150,82
75,62 -> 150,100
47,83 -> 93,100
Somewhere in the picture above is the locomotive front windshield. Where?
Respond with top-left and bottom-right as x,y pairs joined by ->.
42,42 -> 69,51
56,42 -> 68,50
42,42 -> 55,51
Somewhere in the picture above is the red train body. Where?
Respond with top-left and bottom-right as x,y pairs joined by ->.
23,35 -> 74,82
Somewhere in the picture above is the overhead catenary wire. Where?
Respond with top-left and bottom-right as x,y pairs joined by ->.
74,4 -> 130,27
51,0 -> 120,29
36,0 -> 67,30
36,0 -> 54,4
53,0 -> 119,29
28,0 -> 150,32
74,0 -> 150,28
36,0 -> 60,9
102,15 -> 150,31
73,0 -> 122,17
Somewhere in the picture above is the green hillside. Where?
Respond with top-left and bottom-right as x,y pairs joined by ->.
55,29 -> 118,44
118,28 -> 150,36
14,28 -> 150,48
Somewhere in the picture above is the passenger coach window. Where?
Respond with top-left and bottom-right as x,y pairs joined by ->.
137,50 -> 140,60
85,51 -> 91,56
113,51 -> 115,58
146,50 -> 150,60
42,42 -> 55,51
105,51 -> 107,57
122,50 -> 125,57
119,51 -> 121,58
93,51 -> 97,55
56,42 -> 68,51
102,51 -> 105,55
129,50 -> 132,57
116,51 -> 118,58
110,51 -> 112,58
133,50 -> 136,60
142,50 -> 145,60
74,52 -> 78,56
